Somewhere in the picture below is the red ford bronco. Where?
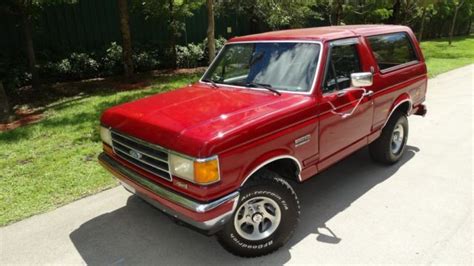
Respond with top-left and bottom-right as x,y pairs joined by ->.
99,25 -> 427,257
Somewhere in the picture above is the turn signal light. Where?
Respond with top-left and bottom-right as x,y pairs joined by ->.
194,159 -> 220,184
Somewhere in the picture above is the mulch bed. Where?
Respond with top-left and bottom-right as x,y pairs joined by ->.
0,108 -> 44,132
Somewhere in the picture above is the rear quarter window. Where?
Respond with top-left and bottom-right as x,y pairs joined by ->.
367,32 -> 418,72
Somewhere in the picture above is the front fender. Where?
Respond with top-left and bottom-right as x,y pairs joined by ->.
240,149 -> 301,187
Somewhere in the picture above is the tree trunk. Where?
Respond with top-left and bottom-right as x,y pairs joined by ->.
389,0 -> 401,24
0,82 -> 11,123
425,15 -> 433,39
449,1 -> 464,45
117,0 -> 134,79
21,10 -> 39,90
168,0 -> 177,69
206,0 -> 216,64
467,16 -> 472,35
333,0 -> 343,25
439,20 -> 446,38
328,6 -> 333,26
418,7 -> 427,42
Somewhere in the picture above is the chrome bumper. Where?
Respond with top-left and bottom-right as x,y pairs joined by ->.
98,153 -> 239,234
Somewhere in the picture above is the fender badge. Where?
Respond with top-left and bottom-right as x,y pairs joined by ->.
295,135 -> 311,147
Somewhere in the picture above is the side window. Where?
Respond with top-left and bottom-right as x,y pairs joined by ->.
367,32 -> 418,71
323,44 -> 361,93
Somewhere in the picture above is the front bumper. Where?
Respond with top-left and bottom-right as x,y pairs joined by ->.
98,153 -> 239,234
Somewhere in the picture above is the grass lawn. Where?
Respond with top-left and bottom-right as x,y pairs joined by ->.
1,36 -> 473,226
0,73 -> 202,225
420,35 -> 474,77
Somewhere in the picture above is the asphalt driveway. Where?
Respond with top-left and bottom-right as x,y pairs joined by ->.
1,65 -> 472,265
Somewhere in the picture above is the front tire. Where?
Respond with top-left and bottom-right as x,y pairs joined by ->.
369,111 -> 409,164
217,170 -> 300,257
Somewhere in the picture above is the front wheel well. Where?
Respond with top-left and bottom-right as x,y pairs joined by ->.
245,158 -> 300,186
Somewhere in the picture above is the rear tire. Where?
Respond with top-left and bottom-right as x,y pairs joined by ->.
217,170 -> 300,257
369,111 -> 409,164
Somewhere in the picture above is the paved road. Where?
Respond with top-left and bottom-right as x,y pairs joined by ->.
1,65 -> 472,265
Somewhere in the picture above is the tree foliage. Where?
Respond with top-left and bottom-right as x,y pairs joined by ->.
133,0 -> 203,67
216,0 -> 473,40
215,0 -> 315,30
0,0 -> 77,91
1,0 -> 473,94
137,0 -> 203,34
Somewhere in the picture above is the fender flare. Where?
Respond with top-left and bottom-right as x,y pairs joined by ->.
240,151 -> 302,187
382,94 -> 413,128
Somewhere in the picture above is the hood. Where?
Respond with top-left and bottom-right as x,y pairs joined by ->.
101,83 -> 314,157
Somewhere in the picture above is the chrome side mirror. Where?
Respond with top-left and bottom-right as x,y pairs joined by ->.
351,72 -> 373,87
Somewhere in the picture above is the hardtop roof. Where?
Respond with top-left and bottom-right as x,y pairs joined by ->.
229,25 -> 411,43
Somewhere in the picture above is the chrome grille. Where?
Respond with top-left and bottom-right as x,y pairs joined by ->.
111,131 -> 172,181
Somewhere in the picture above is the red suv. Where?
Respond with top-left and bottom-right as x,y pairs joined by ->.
99,25 -> 427,257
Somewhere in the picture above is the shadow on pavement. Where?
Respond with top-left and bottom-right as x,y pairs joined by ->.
70,146 -> 419,265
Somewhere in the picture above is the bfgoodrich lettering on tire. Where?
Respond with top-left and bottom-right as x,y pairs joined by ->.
217,169 -> 300,257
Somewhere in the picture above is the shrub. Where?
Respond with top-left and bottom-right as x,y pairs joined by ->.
201,37 -> 227,63
56,59 -> 72,75
175,37 -> 227,68
176,43 -> 205,68
42,52 -> 100,80
41,60 -> 68,81
0,53 -> 30,93
215,37 -> 227,53
1,67 -> 30,93
102,42 -> 162,73
68,52 -> 100,79
3,37 -> 227,90
133,50 -> 160,71
102,42 -> 123,75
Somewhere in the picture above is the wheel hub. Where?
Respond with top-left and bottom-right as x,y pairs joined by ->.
234,196 -> 282,241
252,213 -> 263,223
391,123 -> 405,154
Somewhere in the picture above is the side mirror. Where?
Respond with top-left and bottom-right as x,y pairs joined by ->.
351,72 -> 373,87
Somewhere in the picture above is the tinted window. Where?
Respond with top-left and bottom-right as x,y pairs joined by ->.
323,44 -> 361,93
367,32 -> 418,71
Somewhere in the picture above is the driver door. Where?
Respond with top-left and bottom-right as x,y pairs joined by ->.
318,38 -> 374,166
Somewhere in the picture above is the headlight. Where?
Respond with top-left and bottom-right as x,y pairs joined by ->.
100,126 -> 112,146
169,154 -> 220,185
169,154 -> 194,180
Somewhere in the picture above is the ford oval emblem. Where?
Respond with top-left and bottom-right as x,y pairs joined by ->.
129,149 -> 142,160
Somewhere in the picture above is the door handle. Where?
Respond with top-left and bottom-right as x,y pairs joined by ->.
336,90 -> 346,97
363,90 -> 374,97
338,89 -> 373,98
328,88 -> 372,119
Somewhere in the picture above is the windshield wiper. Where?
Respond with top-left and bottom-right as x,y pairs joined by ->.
245,82 -> 281,96
202,78 -> 218,88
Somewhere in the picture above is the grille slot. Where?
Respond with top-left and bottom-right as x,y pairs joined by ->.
111,131 -> 172,181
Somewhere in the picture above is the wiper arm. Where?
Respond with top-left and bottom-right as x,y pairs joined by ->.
202,78 -> 218,88
246,82 -> 281,96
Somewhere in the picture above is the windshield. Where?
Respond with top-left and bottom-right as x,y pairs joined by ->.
202,42 -> 321,93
